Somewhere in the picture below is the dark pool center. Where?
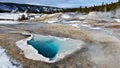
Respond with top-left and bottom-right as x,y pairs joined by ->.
27,34 -> 83,61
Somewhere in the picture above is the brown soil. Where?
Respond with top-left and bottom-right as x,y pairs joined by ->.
105,25 -> 120,28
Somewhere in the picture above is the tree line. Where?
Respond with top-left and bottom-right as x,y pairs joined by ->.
55,1 -> 120,13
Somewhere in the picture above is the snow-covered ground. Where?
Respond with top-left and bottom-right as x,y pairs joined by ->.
0,13 -> 20,20
0,21 -> 20,24
0,13 -> 24,21
0,11 -> 119,24
114,19 -> 120,22
0,47 -> 22,68
0,13 -> 28,20
0,20 -> 29,24
0,13 -> 29,24
0,10 -> 120,65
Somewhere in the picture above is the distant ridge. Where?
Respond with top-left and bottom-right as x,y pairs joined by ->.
0,2 -> 63,13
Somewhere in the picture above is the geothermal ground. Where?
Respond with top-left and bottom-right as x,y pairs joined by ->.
0,12 -> 120,68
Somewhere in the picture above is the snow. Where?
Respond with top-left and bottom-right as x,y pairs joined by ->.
68,21 -> 82,23
69,23 -> 101,30
0,47 -> 21,68
16,34 -> 84,63
114,19 -> 120,22
89,27 -> 101,30
0,13 -> 20,20
70,24 -> 79,28
0,13 -> 28,21
61,14 -> 71,19
69,24 -> 91,28
81,24 -> 91,27
0,21 -> 22,24
78,16 -> 86,20
46,21 -> 57,24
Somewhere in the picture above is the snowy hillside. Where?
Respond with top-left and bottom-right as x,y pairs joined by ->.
0,2 -> 62,13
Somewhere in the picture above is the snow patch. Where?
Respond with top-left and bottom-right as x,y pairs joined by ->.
70,24 -> 79,28
0,13 -> 20,20
46,21 -> 57,24
0,20 -> 22,24
114,19 -> 120,22
0,47 -> 22,68
61,14 -> 71,19
89,27 -> 101,30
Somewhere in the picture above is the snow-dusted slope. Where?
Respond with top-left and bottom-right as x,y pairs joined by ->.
0,13 -> 20,20
0,13 -> 28,20
0,2 -> 62,13
0,47 -> 22,68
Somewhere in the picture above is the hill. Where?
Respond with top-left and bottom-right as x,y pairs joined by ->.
0,2 -> 63,13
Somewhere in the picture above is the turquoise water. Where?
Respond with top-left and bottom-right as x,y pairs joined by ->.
27,35 -> 59,59
27,34 -> 82,61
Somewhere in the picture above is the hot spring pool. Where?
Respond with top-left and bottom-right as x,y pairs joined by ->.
16,34 -> 84,63
27,35 -> 59,60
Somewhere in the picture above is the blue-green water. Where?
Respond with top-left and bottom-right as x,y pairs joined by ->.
27,34 -> 82,61
27,35 -> 59,59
